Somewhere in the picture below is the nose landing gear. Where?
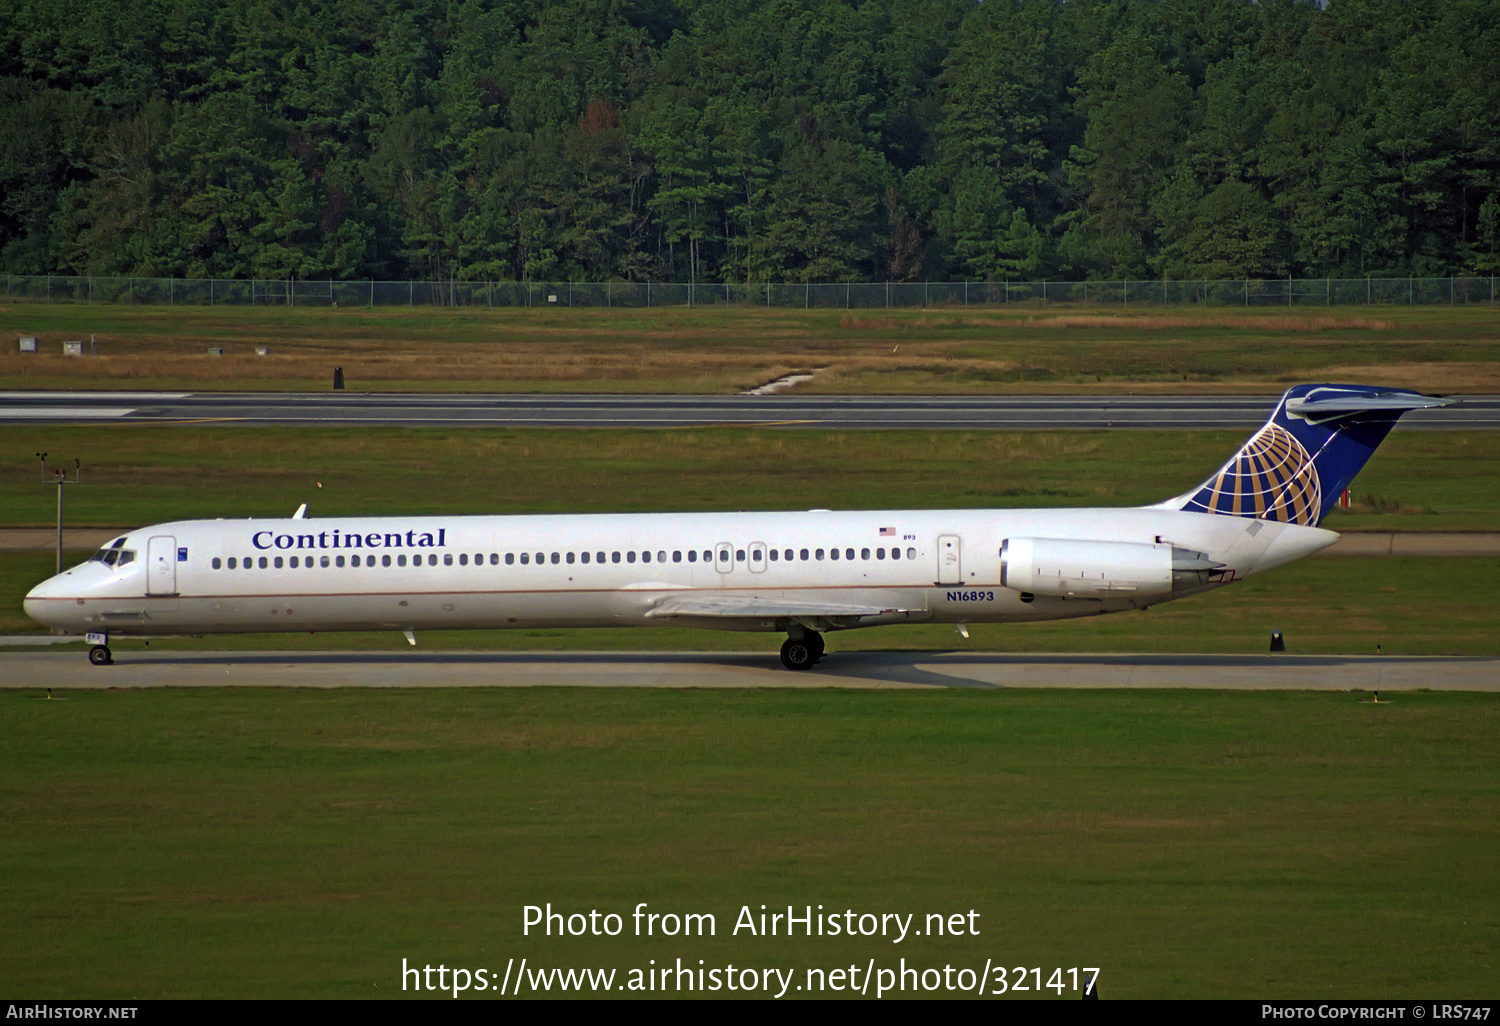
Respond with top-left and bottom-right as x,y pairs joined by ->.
779,630 -> 825,671
88,645 -> 113,666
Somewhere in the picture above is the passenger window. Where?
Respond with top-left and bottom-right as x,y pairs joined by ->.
506,553 -> 515,565
459,553 -> 467,566
816,549 -> 825,560
612,552 -> 621,564
627,551 -> 636,563
335,555 -> 345,567
642,551 -> 651,563
566,552 -> 574,564
424,554 -> 434,566
800,549 -> 809,561
227,557 -> 237,569
891,548 -> 900,561
703,550 -> 713,562
212,557 -> 222,569
906,547 -> 916,559
846,548 -> 855,560
658,551 -> 666,562
520,553 -> 530,565
597,551 -> 605,564
580,552 -> 589,564
259,556 -> 269,569
768,549 -> 777,561
275,556 -> 284,568
489,553 -> 498,565
547,552 -> 556,564
444,554 -> 453,566
736,550 -> 745,562
673,551 -> 682,563
320,555 -> 330,568
876,548 -> 885,559
830,548 -> 839,561
687,550 -> 697,563
398,554 -> 407,567
383,555 -> 392,567
861,548 -> 870,560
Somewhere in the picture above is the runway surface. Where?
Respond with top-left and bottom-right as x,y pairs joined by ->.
5,649 -> 1497,690
1,391 -> 1495,429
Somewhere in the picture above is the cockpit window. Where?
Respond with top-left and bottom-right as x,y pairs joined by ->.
90,547 -> 136,568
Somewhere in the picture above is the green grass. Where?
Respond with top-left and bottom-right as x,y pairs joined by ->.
1,687 -> 1495,998
3,302 -> 1497,393
3,425 -> 1496,531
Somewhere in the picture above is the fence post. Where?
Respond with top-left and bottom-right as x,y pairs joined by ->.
1122,279 -> 1127,308
885,281 -> 889,308
964,280 -> 968,306
1043,280 -> 1047,304
1409,277 -> 1413,304
1450,276 -> 1453,305
1244,279 -> 1248,307
210,278 -> 214,307
806,282 -> 810,309
1288,274 -> 1292,307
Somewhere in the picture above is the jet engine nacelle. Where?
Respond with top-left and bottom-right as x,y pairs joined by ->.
1000,538 -> 1217,599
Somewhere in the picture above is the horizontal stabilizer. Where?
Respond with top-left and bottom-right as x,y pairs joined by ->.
1285,390 -> 1454,424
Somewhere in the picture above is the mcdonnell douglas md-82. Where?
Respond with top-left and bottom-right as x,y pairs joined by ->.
25,384 -> 1449,670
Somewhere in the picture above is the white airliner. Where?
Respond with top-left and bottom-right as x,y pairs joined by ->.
25,385 -> 1448,670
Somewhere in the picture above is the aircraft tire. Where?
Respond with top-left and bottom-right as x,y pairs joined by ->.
89,645 -> 112,666
780,638 -> 817,671
806,632 -> 825,662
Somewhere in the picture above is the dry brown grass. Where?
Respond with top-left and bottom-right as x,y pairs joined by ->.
1021,313 -> 1396,331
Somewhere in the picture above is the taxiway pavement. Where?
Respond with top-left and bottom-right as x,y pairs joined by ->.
4,650 -> 1496,691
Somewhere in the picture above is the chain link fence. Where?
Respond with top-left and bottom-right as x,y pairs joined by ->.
4,274 -> 1496,308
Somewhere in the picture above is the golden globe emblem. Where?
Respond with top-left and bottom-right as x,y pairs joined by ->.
1203,424 -> 1322,525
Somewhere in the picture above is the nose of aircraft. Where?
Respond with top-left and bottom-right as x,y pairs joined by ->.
23,573 -> 69,628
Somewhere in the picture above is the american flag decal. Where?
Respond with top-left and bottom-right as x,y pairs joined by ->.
879,526 -> 896,536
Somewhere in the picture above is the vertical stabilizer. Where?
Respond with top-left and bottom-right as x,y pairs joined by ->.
1175,384 -> 1452,526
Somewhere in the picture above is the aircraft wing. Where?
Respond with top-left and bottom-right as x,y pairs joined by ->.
643,594 -> 917,621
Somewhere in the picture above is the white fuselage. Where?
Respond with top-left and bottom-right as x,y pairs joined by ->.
24,507 -> 1337,639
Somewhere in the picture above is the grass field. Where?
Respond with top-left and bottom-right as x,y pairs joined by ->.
2,686 -> 1494,998
3,425 -> 1494,530
3,302 -> 1498,393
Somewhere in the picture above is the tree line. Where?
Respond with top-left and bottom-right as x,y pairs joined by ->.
2,0 -> 1497,284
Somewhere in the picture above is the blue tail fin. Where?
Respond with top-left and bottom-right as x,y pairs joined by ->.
1177,384 -> 1452,527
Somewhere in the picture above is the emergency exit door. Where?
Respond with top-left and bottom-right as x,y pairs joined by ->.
147,535 -> 177,595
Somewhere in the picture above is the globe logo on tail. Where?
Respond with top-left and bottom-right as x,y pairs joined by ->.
1195,423 -> 1322,525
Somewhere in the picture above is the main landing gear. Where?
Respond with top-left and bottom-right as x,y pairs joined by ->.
779,630 -> 825,671
89,645 -> 113,666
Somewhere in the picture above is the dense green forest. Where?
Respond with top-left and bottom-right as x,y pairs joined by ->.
1,0 -> 1497,283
